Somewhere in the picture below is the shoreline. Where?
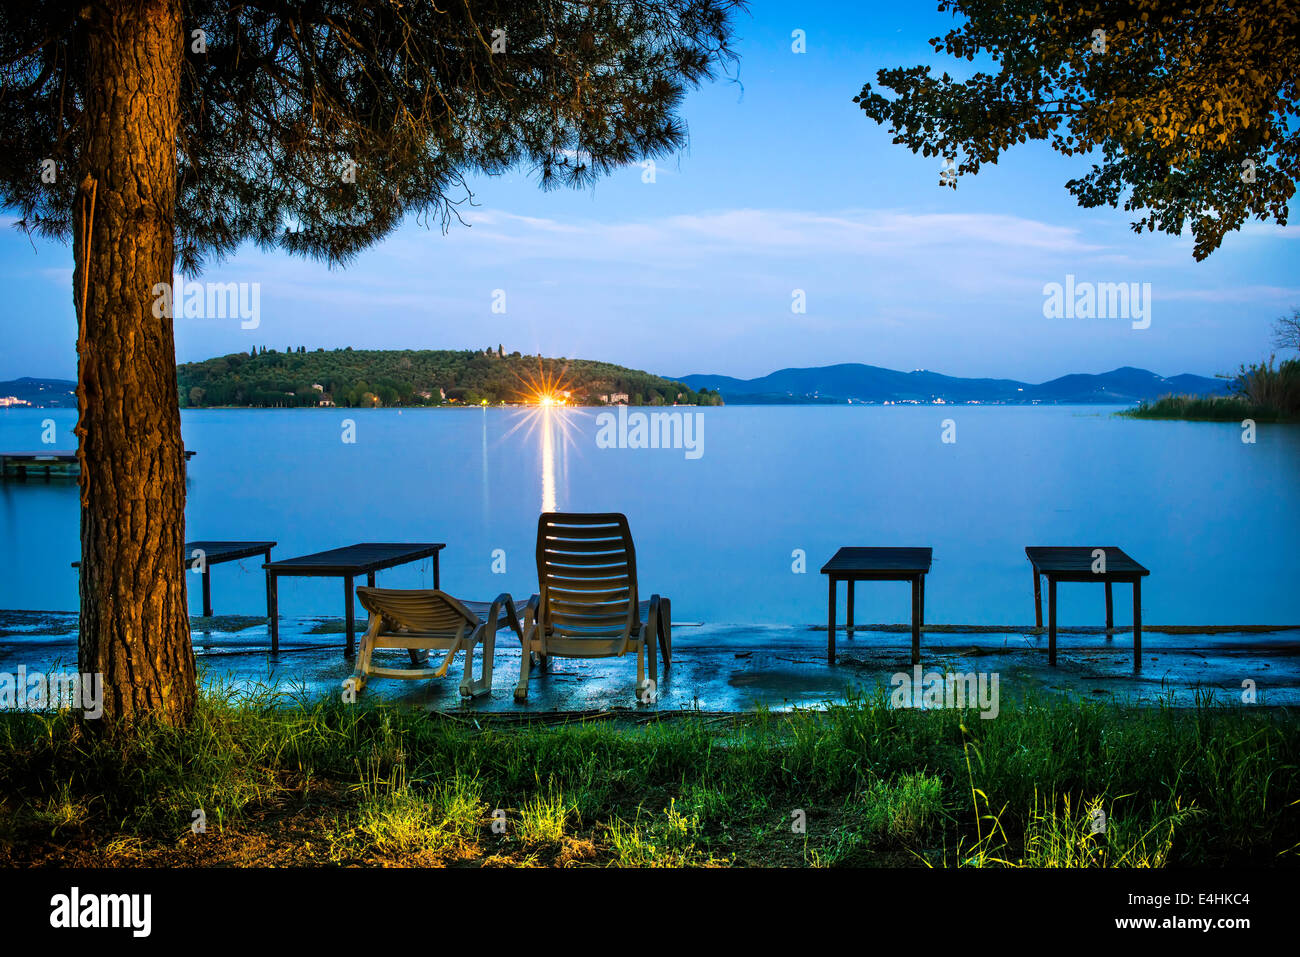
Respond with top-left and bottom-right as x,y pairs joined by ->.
3,608 -> 1298,635
16,402 -> 1292,413
4,611 -> 1299,712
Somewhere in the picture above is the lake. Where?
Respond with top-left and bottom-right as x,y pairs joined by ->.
1,405 -> 1298,627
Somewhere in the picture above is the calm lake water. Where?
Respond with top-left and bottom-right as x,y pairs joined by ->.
2,405 -> 1298,626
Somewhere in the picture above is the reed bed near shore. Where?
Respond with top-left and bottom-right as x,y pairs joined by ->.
1120,394 -> 1283,421
1122,359 -> 1300,422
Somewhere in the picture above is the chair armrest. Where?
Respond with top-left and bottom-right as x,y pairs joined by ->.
517,594 -> 541,642
645,594 -> 663,639
488,593 -> 524,639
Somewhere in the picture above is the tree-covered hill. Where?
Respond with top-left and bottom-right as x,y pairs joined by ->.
177,347 -> 722,408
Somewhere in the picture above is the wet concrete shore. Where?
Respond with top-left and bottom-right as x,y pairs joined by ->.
2,610 -> 1297,712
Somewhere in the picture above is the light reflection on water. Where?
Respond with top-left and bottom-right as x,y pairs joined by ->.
541,405 -> 556,514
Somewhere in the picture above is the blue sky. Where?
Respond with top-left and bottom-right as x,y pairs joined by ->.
2,1 -> 1297,383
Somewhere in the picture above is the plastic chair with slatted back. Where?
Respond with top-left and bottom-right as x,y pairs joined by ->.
352,587 -> 521,698
516,512 -> 671,703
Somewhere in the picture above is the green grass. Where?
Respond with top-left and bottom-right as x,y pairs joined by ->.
517,786 -> 575,846
337,756 -> 486,858
0,685 -> 1296,867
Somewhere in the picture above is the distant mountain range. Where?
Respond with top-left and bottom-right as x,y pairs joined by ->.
6,364 -> 1233,409
0,377 -> 77,408
676,364 -> 1231,405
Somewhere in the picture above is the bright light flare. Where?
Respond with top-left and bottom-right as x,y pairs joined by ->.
512,359 -> 574,408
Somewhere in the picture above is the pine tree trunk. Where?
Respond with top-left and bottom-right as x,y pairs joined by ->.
73,0 -> 195,726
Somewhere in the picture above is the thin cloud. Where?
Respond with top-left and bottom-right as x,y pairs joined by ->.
454,207 -> 1100,258
1158,285 -> 1300,303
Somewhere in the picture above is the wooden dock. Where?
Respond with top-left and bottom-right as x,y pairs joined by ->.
1,449 -> 196,481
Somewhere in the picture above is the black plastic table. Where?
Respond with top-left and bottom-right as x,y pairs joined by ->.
73,540 -> 275,618
821,547 -> 932,664
187,541 -> 277,617
1026,546 -> 1149,668
264,543 -> 444,654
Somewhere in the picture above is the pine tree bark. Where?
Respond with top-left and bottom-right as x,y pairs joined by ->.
73,0 -> 195,725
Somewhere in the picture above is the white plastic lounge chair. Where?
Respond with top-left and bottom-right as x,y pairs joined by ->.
515,512 -> 671,702
352,587 -> 521,698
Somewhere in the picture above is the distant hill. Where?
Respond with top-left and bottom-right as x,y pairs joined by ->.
8,362 -> 1234,409
176,348 -> 723,408
0,377 -> 77,408
676,364 -> 1231,405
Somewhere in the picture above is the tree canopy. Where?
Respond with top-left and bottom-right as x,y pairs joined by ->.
1,0 -> 742,271
855,0 -> 1299,260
